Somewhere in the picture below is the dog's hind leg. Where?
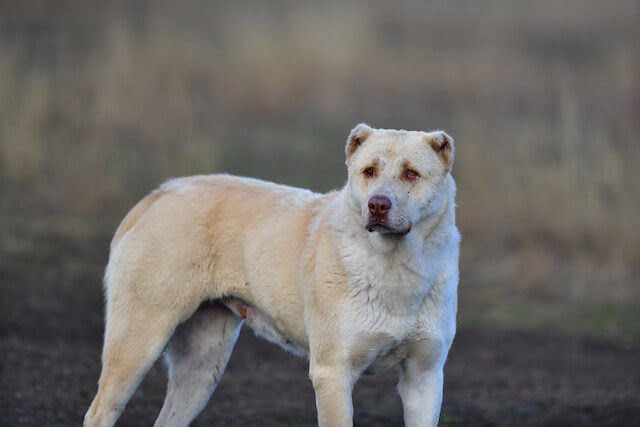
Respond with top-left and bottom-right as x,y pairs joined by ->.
84,300 -> 183,427
154,302 -> 243,427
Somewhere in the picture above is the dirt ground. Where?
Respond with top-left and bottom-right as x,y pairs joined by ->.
1,230 -> 639,426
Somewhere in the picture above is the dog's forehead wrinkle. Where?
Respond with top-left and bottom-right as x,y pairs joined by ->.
357,146 -> 394,167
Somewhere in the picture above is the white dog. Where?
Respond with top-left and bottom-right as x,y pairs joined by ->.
84,124 -> 460,427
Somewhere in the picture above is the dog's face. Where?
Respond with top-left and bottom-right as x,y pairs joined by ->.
345,124 -> 454,237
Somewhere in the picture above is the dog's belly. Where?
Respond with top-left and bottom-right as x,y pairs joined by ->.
223,298 -> 308,356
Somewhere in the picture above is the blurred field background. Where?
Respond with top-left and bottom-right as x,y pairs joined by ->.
2,0 -> 638,334
0,0 -> 639,425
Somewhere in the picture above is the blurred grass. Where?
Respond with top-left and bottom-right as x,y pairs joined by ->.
461,300 -> 640,337
0,0 -> 638,336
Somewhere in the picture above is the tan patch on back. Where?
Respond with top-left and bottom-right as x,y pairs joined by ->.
111,190 -> 165,250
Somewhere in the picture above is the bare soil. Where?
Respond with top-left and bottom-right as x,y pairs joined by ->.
1,231 -> 639,426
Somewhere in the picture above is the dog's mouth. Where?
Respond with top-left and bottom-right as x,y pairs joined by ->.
366,221 -> 411,237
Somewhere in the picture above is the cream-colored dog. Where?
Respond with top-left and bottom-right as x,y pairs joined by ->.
84,124 -> 460,427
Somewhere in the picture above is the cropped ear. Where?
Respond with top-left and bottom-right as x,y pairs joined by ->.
427,130 -> 455,171
345,123 -> 373,159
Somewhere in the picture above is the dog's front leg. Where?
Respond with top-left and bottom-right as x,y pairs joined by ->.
309,363 -> 354,427
398,364 -> 444,427
397,340 -> 449,427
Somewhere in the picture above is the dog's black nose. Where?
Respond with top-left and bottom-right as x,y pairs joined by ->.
368,195 -> 391,216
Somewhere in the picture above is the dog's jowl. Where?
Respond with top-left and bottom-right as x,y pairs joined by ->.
84,124 -> 460,427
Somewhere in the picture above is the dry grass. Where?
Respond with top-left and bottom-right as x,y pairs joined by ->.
0,0 -> 638,333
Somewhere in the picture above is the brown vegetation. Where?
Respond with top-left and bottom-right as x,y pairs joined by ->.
0,0 -> 638,331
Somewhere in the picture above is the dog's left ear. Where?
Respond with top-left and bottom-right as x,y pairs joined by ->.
346,123 -> 373,159
427,131 -> 455,171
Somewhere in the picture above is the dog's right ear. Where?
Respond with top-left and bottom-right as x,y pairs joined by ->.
345,123 -> 373,159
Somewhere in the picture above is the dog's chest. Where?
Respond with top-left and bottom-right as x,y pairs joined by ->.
337,240 -> 446,373
342,241 -> 439,315
344,308 -> 423,375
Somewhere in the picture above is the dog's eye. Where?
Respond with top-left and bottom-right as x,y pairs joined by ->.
404,169 -> 419,181
363,167 -> 376,177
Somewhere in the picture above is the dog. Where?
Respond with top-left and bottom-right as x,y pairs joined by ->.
84,124 -> 460,427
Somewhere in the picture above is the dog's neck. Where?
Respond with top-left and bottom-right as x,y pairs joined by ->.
413,175 -> 457,248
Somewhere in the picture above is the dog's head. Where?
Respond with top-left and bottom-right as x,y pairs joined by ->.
344,123 -> 454,238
